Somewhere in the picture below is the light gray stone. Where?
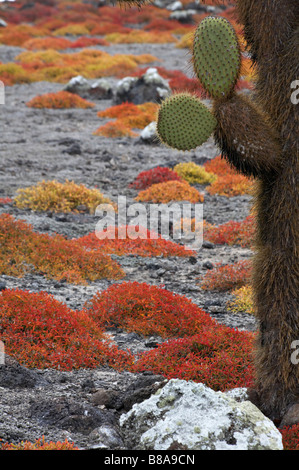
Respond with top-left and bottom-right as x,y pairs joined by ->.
119,379 -> 283,450
140,121 -> 158,142
114,68 -> 170,105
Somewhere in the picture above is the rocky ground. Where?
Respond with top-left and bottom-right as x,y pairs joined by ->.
0,41 -> 256,450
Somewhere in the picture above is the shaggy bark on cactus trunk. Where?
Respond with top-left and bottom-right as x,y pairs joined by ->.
118,0 -> 299,423
234,0 -> 299,422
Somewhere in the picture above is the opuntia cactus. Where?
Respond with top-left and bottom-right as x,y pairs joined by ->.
118,0 -> 299,423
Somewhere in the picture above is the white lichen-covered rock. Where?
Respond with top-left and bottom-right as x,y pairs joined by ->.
140,122 -> 158,142
116,76 -> 138,94
0,18 -> 7,28
64,76 -> 113,99
119,379 -> 283,450
114,69 -> 170,105
142,68 -> 169,89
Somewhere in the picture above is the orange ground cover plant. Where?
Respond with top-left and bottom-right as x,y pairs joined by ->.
0,437 -> 79,451
93,121 -> 138,138
204,155 -> 253,197
136,180 -> 204,204
26,90 -> 95,109
75,225 -> 195,258
204,215 -> 256,248
0,213 -> 124,284
96,102 -> 159,135
200,260 -> 252,292
0,288 -> 133,370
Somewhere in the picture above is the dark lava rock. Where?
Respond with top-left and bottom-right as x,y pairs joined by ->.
29,396 -> 116,435
0,355 -> 38,389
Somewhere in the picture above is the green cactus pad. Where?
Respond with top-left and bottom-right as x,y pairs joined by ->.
193,16 -> 241,99
157,93 -> 217,151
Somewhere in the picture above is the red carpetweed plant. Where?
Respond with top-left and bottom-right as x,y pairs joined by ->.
133,328 -> 254,391
279,425 -> 299,451
204,215 -> 256,248
85,281 -> 216,339
26,90 -> 95,109
200,260 -> 252,292
136,180 -> 204,204
129,166 -> 182,190
0,288 -> 133,370
0,214 -> 124,283
75,225 -> 195,258
0,197 -> 12,205
0,437 -> 79,450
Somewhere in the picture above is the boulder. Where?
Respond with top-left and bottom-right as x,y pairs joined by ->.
119,379 -> 283,450
169,10 -> 197,23
137,121 -> 159,145
114,68 -> 171,105
166,1 -> 183,11
0,354 -> 38,389
64,76 -> 113,100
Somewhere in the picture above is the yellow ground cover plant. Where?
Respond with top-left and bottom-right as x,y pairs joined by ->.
2,50 -> 158,85
227,285 -> 254,315
173,162 -> 217,185
14,179 -> 114,214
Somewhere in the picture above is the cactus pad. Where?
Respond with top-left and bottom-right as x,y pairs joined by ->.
157,93 -> 217,151
193,16 -> 241,99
